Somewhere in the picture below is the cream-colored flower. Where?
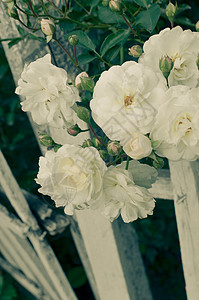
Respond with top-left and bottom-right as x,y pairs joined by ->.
101,161 -> 157,223
151,86 -> 199,161
90,61 -> 166,142
122,132 -> 152,160
140,26 -> 199,87
35,144 -> 107,215
15,54 -> 80,128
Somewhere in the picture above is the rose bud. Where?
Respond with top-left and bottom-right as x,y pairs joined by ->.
67,124 -> 81,136
39,134 -> 55,147
128,45 -> 142,58
82,139 -> 94,148
99,150 -> 108,161
166,2 -> 177,24
80,76 -> 95,92
7,7 -> 19,19
68,35 -> 79,46
122,133 -> 152,160
109,0 -> 121,12
107,141 -> 121,156
92,137 -> 103,149
75,72 -> 89,88
159,55 -> 173,79
41,19 -> 56,40
196,21 -> 199,32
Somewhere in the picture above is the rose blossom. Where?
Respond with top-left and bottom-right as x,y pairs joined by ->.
101,161 -> 157,223
122,132 -> 152,160
15,54 -> 80,129
139,26 -> 199,87
150,86 -> 199,161
35,144 -> 107,215
90,61 -> 166,142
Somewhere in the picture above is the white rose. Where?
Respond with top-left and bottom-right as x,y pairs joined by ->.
150,86 -> 199,161
101,163 -> 156,223
35,144 -> 107,215
122,132 -> 152,160
15,54 -> 80,129
90,61 -> 166,142
139,26 -> 199,88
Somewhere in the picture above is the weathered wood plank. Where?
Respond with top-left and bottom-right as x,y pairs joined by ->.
0,257 -> 46,299
169,160 -> 199,300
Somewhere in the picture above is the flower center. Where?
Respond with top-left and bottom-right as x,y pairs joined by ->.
124,95 -> 134,107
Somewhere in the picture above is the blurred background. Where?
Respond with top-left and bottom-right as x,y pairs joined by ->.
1,0 -> 199,299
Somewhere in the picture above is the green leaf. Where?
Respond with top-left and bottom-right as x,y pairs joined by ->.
76,106 -> 90,123
136,4 -> 161,32
17,25 -> 25,36
100,29 -> 130,57
78,53 -> 96,65
133,0 -> 152,8
59,20 -> 77,32
90,0 -> 100,8
98,6 -> 125,24
64,30 -> 96,51
28,33 -> 45,42
8,37 -> 23,48
67,266 -> 87,288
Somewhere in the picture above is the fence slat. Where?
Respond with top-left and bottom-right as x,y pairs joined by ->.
0,257 -> 46,299
169,160 -> 199,300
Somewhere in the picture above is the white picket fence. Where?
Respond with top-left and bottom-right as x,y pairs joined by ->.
0,5 -> 199,300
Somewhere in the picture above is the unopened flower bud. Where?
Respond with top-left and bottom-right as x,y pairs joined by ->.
80,76 -> 95,92
92,137 -> 103,149
196,21 -> 199,32
41,19 -> 56,36
75,72 -> 89,88
128,45 -> 142,58
68,35 -> 79,46
82,139 -> 94,148
159,55 -> 173,79
109,0 -> 121,12
40,134 -> 54,147
67,124 -> 81,136
102,0 -> 109,6
107,141 -> 121,156
153,156 -> 164,169
166,2 -> 177,24
7,7 -> 18,19
99,150 -> 108,161
76,106 -> 90,123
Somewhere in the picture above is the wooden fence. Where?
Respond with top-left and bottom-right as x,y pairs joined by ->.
0,4 -> 199,300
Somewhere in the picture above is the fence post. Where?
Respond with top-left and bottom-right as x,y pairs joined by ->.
169,160 -> 199,300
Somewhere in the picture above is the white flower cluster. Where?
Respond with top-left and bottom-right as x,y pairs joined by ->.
17,25 -> 199,223
36,145 -> 157,223
91,26 -> 199,161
